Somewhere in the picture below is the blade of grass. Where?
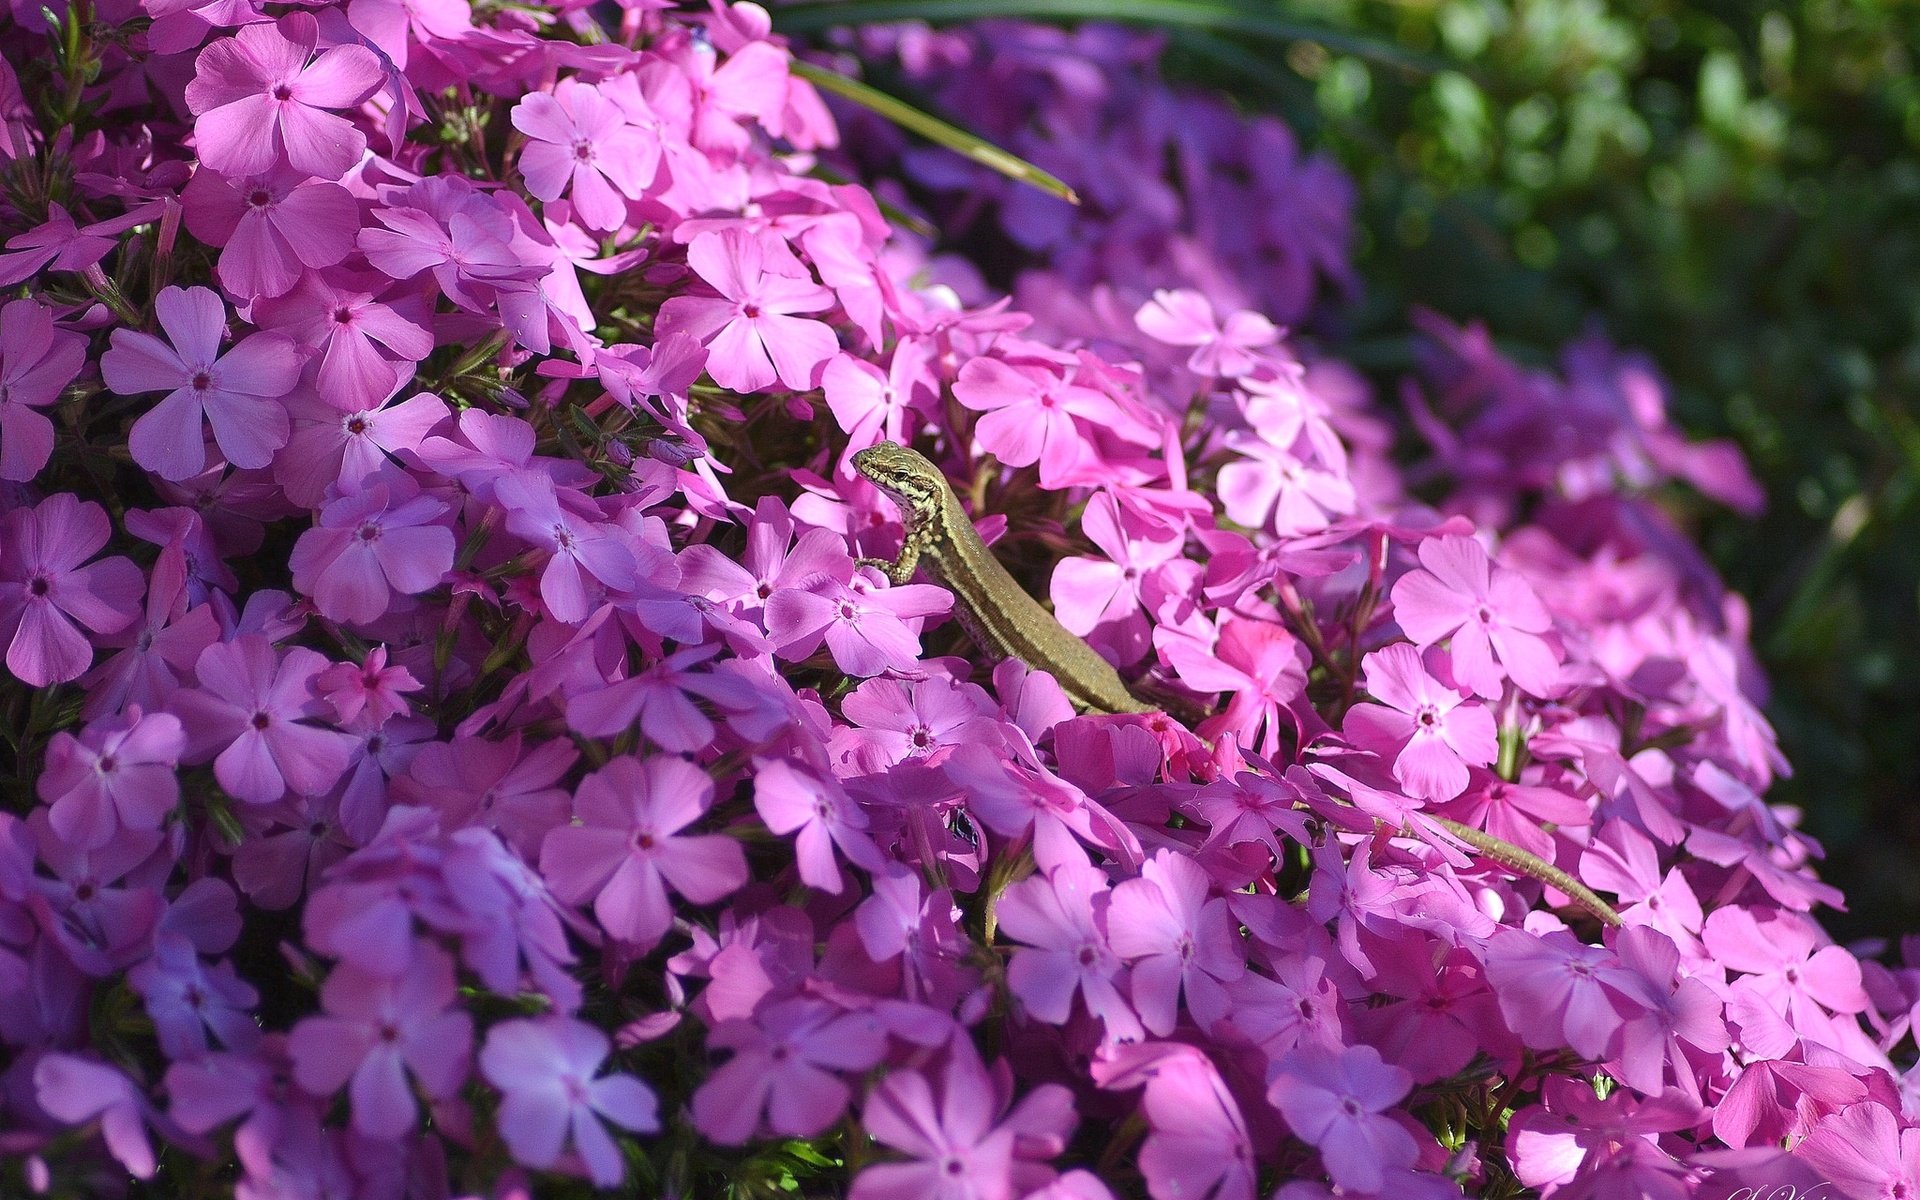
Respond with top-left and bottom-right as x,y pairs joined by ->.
773,0 -> 1444,76
789,59 -> 1079,204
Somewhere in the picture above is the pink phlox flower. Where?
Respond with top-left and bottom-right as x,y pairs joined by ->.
584,332 -> 710,435
256,273 -> 438,415
1506,1076 -> 1701,1193
538,755 -> 748,949
566,643 -> 767,750
0,493 -> 144,686
835,674 -> 1002,773
1106,849 -> 1245,1035
1711,1052 -> 1876,1151
1703,905 -> 1870,1035
128,931 -> 260,1058
0,297 -> 85,481
298,808 -> 468,977
1606,924 -> 1728,1099
1094,1043 -> 1258,1200
492,470 -> 638,623
1530,718 -> 1689,847
1051,490 -> 1184,666
765,568 -> 952,677
952,351 -> 1115,484
1134,287 -> 1279,378
855,870 -> 980,1010
751,757 -> 888,893
289,467 -> 454,624
0,203 -> 130,287
102,285 -> 300,480
1391,534 -> 1561,698
621,552 -> 775,656
28,817 -> 166,976
1188,766 -> 1316,865
1793,1100 -> 1920,1199
1304,840 -> 1421,977
162,1042 -> 284,1154
656,227 -> 839,392
393,733 -> 574,858
317,645 -> 423,729
231,791 -> 354,910
1343,643 -> 1498,803
852,1034 -> 1076,1200
357,179 -> 545,312
81,584 -> 222,720
1444,769 -> 1592,866
415,406 -> 594,503
125,505 -> 238,606
170,635 -> 358,804
1481,927 -> 1642,1062
33,1054 -> 159,1178
479,1014 -> 657,1186
1216,430 -> 1357,536
1166,612 -> 1310,760
513,77 -> 662,231
184,14 -> 385,180
1357,942 -> 1511,1084
946,734 -> 1143,872
180,163 -> 358,299
439,827 -> 585,1010
992,657 -> 1077,743
331,713 -> 433,844
38,705 -> 185,849
288,943 -> 472,1139
143,0 -> 270,54
997,854 -> 1144,1043
1267,1043 -> 1418,1194
693,996 -> 888,1144
823,340 -> 937,458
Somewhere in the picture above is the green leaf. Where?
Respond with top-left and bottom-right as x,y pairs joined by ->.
788,60 -> 1079,204
773,0 -> 1446,75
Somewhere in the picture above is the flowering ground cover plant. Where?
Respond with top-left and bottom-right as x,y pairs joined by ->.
0,1 -> 1916,1197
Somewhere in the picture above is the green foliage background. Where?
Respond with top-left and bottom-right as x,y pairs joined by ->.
780,0 -> 1920,940
1255,0 -> 1920,941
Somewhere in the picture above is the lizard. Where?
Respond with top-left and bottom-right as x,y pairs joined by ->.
852,440 -> 1156,715
850,440 -> 1622,927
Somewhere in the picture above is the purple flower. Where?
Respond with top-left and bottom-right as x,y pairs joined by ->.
38,706 -> 185,849
127,932 -> 260,1057
257,275 -> 438,417
997,855 -> 1143,1043
0,297 -> 85,481
751,757 -> 887,893
1106,849 -> 1244,1035
765,572 -> 952,678
101,285 -> 300,480
480,1015 -> 659,1186
288,945 -> 473,1139
33,1054 -> 158,1179
853,1036 -> 1076,1200
288,468 -> 454,624
539,755 -> 748,949
692,997 -> 887,1144
171,636 -> 358,804
656,228 -> 839,393
512,78 -> 661,231
180,164 -> 359,299
1343,642 -> 1498,802
491,470 -> 638,623
1134,288 -> 1278,378
1795,1101 -> 1920,1200
1267,1043 -> 1418,1194
184,14 -> 385,180
0,493 -> 144,687
1390,534 -> 1561,698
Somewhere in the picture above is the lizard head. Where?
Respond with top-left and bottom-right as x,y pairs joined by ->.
851,442 -> 946,513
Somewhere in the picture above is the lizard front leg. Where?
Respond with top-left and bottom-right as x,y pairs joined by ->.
856,524 -> 927,586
